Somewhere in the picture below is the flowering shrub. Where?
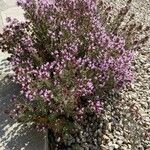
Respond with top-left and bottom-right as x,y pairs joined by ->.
0,0 -> 140,142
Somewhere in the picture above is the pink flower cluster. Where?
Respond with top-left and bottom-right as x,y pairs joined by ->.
0,0 -> 134,130
88,100 -> 102,114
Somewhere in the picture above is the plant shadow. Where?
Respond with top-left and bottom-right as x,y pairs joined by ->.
0,75 -> 46,150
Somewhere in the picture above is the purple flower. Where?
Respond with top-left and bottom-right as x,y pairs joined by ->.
0,0 -> 135,133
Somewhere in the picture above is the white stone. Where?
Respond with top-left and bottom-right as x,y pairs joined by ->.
0,51 -> 10,60
1,7 -> 25,25
117,140 -> 123,145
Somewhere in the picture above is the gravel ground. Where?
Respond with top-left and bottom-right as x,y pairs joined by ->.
101,0 -> 150,149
